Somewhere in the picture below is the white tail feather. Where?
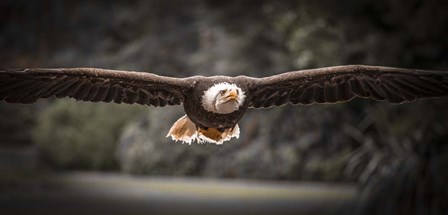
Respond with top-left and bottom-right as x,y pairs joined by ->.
167,115 -> 240,144
166,115 -> 198,145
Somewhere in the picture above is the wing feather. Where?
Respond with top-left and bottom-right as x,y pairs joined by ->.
246,65 -> 448,108
0,68 -> 196,106
92,82 -> 110,102
136,89 -> 149,105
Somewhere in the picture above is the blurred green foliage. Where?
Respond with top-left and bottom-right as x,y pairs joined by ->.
343,100 -> 448,214
33,99 -> 146,170
0,103 -> 36,146
1,0 -> 447,213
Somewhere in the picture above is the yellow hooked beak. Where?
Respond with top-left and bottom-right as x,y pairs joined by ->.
225,89 -> 238,100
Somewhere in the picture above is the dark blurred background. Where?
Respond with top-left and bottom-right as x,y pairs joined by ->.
1,0 -> 448,214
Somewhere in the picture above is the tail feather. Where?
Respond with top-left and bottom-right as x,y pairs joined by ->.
197,125 -> 240,144
167,115 -> 198,145
167,115 -> 240,144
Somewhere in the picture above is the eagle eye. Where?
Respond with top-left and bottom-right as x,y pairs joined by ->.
219,90 -> 226,96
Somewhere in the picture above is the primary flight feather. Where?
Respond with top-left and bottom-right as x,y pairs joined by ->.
1,65 -> 447,144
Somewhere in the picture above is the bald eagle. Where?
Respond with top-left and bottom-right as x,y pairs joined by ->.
1,65 -> 447,144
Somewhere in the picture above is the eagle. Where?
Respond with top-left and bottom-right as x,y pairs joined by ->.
1,65 -> 447,144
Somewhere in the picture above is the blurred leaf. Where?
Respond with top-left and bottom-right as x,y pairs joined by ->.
33,99 -> 146,170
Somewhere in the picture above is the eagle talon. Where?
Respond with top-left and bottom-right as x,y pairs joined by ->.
217,127 -> 227,132
197,125 -> 240,144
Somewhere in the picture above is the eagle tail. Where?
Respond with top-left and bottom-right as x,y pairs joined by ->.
166,115 -> 198,145
167,115 -> 240,145
197,125 -> 240,145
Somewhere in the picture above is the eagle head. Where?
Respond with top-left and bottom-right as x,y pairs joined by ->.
202,82 -> 246,114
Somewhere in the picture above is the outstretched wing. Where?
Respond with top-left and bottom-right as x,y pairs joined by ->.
0,68 -> 196,107
247,65 -> 448,108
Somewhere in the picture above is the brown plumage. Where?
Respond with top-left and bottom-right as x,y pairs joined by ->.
1,65 -> 447,144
